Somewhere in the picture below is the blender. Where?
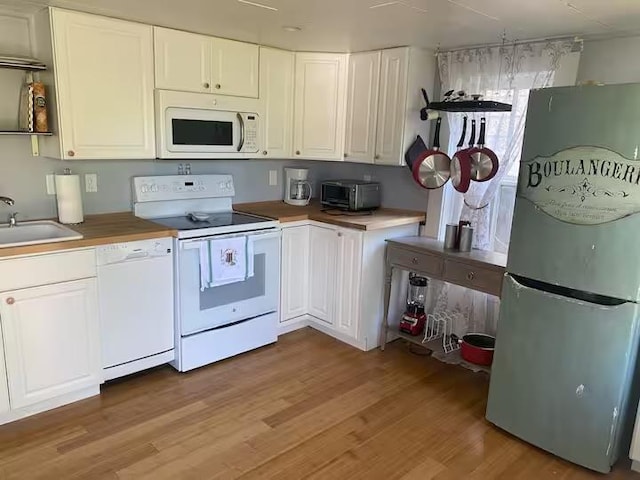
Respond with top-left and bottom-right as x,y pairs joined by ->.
399,274 -> 428,336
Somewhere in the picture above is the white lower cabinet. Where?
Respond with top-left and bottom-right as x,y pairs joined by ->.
0,327 -> 9,415
281,221 -> 419,350
0,279 -> 101,409
280,225 -> 310,323
308,225 -> 339,324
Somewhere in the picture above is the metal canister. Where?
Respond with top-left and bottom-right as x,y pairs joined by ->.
459,225 -> 474,252
444,224 -> 458,249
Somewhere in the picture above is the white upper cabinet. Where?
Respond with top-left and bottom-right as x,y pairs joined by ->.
293,53 -> 348,161
39,8 -> 155,160
154,27 -> 259,98
211,37 -> 259,98
344,51 -> 381,164
375,47 -> 435,166
375,48 -> 410,166
0,279 -> 101,409
259,47 -> 294,158
154,27 -> 211,93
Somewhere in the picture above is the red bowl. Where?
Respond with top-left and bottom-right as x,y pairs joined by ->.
460,333 -> 495,366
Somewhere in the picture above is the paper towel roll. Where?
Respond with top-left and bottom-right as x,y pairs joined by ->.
55,174 -> 84,224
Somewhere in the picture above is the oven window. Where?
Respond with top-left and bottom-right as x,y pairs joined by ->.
323,184 -> 349,203
199,254 -> 266,309
172,119 -> 233,146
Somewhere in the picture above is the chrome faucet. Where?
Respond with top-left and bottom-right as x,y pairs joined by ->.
0,196 -> 14,206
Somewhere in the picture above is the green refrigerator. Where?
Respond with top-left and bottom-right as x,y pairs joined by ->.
486,83 -> 640,473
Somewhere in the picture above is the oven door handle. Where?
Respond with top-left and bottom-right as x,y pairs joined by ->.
237,113 -> 245,152
180,230 -> 281,248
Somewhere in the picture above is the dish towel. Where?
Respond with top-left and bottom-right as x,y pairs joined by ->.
199,241 -> 211,291
209,235 -> 248,287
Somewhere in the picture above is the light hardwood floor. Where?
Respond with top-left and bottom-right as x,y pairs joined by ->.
1,328 -> 639,479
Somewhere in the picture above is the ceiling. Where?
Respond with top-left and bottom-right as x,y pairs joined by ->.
1,0 -> 640,52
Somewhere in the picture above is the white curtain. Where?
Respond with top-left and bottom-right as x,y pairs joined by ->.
431,40 -> 578,337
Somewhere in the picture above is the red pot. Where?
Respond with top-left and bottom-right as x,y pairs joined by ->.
459,333 -> 495,366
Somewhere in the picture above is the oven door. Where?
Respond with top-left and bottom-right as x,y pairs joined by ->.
177,230 -> 280,336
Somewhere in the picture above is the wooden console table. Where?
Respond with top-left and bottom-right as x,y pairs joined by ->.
379,236 -> 507,349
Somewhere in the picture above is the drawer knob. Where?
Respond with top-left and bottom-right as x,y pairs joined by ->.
203,82 -> 210,89
295,150 -> 301,155
374,154 -> 380,160
467,272 -> 475,280
262,150 -> 268,155
67,150 -> 75,157
6,297 -> 14,305
215,84 -> 221,89
337,232 -> 343,237
412,257 -> 419,265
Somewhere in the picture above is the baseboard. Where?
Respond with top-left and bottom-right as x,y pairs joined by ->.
278,315 -> 310,335
0,385 -> 100,426
103,350 -> 175,381
307,317 -> 366,351
632,460 -> 640,473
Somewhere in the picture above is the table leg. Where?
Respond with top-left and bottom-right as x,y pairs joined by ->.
379,262 -> 393,351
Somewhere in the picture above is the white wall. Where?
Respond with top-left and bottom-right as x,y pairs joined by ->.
0,11 -> 429,220
578,36 -> 640,85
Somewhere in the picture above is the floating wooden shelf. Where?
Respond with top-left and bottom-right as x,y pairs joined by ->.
0,131 -> 52,136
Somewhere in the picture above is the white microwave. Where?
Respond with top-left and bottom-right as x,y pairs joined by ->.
156,90 -> 261,159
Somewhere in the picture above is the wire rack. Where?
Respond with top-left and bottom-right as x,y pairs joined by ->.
423,311 -> 465,353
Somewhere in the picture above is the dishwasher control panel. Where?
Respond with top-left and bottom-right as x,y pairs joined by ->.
96,237 -> 173,266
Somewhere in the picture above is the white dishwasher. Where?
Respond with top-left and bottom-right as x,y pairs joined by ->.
97,237 -> 175,381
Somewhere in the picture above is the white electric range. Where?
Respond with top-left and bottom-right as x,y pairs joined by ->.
133,175 -> 281,372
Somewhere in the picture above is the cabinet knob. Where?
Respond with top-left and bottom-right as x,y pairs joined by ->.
6,297 -> 14,305
467,272 -> 475,280
262,150 -> 268,155
412,257 -> 418,265
215,84 -> 221,89
344,153 -> 348,158
203,82 -> 210,89
295,151 -> 301,155
337,232 -> 343,237
67,150 -> 75,157
374,154 -> 380,160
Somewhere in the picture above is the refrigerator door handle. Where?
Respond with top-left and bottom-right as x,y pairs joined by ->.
510,274 -> 628,307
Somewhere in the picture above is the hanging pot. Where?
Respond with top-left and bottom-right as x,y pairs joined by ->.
450,118 -> 474,193
412,117 -> 451,189
469,117 -> 499,182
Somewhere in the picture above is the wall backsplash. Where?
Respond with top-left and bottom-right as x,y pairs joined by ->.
0,136 -> 429,221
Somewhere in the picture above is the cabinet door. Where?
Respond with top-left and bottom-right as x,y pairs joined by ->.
211,38 -> 259,98
345,51 -> 381,164
0,327 -> 9,415
259,47 -> 294,158
308,225 -> 339,324
154,27 -> 211,93
294,53 -> 348,160
0,279 -> 101,409
51,9 -> 155,159
335,228 -> 363,339
280,226 -> 310,322
375,47 -> 409,166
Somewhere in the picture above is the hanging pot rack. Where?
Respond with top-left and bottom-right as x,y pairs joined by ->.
420,89 -> 512,120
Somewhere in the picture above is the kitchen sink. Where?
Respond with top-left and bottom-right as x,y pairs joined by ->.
0,220 -> 83,248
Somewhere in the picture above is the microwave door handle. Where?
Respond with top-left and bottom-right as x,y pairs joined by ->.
237,113 -> 245,152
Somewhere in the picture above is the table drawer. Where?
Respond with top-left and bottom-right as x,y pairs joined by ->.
443,259 -> 504,297
388,246 -> 443,277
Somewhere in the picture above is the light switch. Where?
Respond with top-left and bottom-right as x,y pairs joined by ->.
269,170 -> 278,186
85,173 -> 98,193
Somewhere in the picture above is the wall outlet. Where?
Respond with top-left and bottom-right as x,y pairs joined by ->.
85,173 -> 98,193
269,170 -> 278,186
45,174 -> 56,195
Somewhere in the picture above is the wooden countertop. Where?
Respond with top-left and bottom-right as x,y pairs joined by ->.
234,201 -> 426,231
0,212 -> 177,258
